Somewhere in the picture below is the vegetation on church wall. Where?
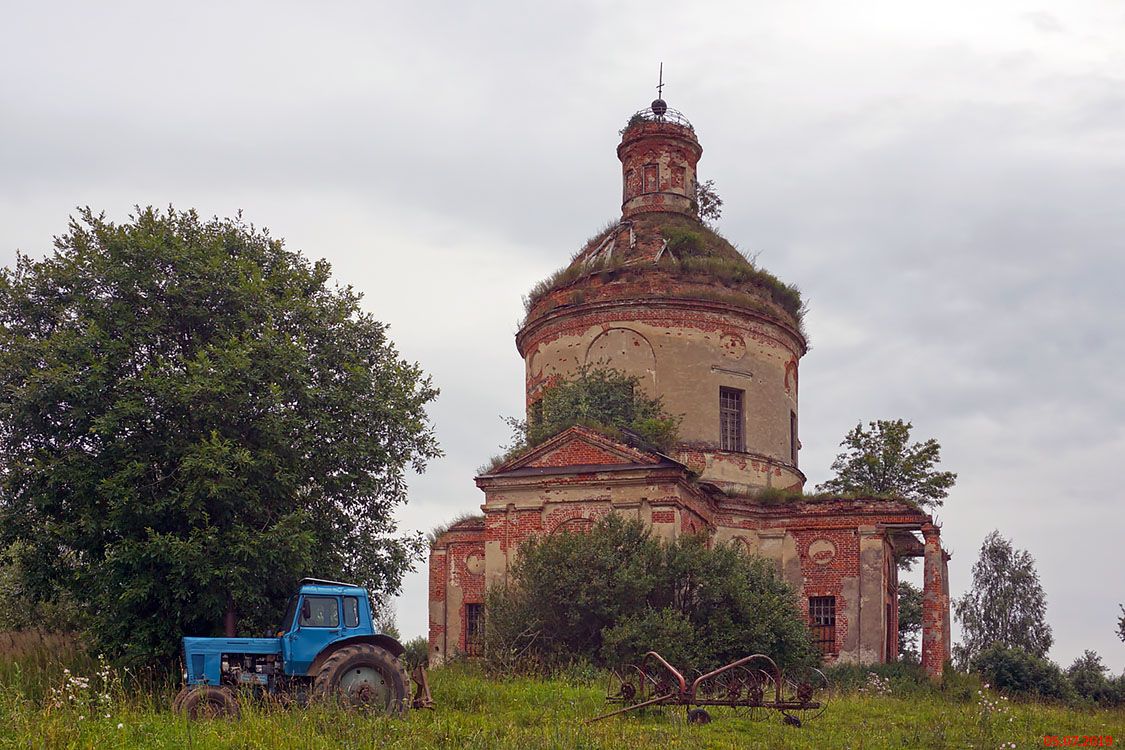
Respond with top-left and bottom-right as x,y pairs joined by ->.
481,515 -> 818,674
817,419 -> 957,510
693,178 -> 724,224
426,512 -> 486,549
480,367 -> 680,475
524,366 -> 679,451
727,486 -> 923,511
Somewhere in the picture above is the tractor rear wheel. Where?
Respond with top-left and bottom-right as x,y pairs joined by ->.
312,644 -> 409,715
174,685 -> 240,720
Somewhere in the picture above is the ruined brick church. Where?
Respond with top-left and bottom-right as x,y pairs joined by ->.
429,97 -> 951,678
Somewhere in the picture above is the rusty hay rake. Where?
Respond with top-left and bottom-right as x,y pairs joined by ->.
588,651 -> 829,726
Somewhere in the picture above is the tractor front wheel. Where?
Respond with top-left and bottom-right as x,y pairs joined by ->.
313,644 -> 409,715
174,686 -> 240,720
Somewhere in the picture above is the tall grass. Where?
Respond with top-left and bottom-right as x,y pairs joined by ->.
1,644 -> 1120,749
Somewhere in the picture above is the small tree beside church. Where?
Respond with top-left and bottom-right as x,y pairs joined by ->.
953,530 -> 1052,667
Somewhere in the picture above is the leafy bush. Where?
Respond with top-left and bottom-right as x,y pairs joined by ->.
483,515 -> 817,674
402,635 -> 429,670
1066,650 -> 1122,707
600,608 -> 697,669
969,645 -> 1073,702
0,544 -> 85,632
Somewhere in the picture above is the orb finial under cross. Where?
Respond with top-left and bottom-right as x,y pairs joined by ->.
651,62 -> 667,116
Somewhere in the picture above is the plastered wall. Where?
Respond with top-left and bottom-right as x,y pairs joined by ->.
521,305 -> 803,492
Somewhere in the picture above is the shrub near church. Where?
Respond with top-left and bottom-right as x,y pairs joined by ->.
483,515 -> 818,673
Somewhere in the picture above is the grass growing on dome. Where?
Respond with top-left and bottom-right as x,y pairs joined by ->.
521,220 -> 620,317
520,213 -> 806,333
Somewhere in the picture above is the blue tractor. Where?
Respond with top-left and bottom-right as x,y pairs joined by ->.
173,578 -> 431,718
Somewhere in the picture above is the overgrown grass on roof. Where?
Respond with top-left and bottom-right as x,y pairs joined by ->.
726,486 -> 922,510
520,214 -> 806,332
427,512 -> 486,548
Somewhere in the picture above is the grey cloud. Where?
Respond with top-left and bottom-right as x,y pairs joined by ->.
2,0 -> 1122,667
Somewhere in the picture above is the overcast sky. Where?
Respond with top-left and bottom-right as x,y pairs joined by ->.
2,0 -> 1122,669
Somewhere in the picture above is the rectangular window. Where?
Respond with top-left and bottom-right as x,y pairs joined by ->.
809,596 -> 837,656
280,596 -> 298,632
299,596 -> 339,628
671,165 -> 686,189
344,597 -> 360,628
719,387 -> 744,452
464,603 -> 484,657
790,410 -> 799,465
643,164 -> 659,193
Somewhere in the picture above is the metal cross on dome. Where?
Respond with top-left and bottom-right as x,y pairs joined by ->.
657,62 -> 664,98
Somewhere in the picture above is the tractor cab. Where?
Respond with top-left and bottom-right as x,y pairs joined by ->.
278,579 -> 376,674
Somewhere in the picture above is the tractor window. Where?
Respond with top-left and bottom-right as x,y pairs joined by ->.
280,596 -> 298,632
344,597 -> 360,628
298,596 -> 339,628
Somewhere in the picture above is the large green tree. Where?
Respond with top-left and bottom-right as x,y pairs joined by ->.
953,530 -> 1052,667
0,207 -> 439,664
816,419 -> 956,509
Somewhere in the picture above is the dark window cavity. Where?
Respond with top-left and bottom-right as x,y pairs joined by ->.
465,603 -> 484,657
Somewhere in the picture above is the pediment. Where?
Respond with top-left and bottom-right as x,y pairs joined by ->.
489,426 -> 665,474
